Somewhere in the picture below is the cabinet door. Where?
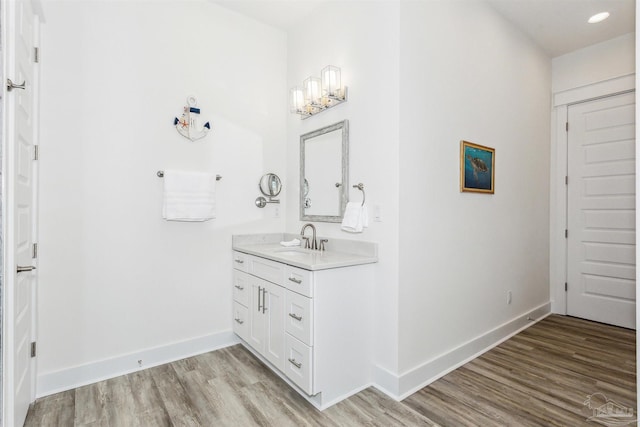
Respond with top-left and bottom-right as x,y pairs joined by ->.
247,278 -> 265,351
263,282 -> 286,371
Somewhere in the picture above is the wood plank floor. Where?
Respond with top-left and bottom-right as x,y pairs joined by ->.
25,315 -> 636,426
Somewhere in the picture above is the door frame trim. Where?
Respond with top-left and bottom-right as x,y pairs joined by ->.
549,73 -> 635,315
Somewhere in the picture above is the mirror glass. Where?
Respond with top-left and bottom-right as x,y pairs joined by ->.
259,173 -> 282,198
300,120 -> 348,222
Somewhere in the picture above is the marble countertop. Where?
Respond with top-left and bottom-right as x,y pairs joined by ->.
232,233 -> 378,271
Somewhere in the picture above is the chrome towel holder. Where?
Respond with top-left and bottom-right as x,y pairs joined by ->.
353,183 -> 365,206
157,170 -> 222,181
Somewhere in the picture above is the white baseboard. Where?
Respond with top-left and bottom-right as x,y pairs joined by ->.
36,330 -> 239,398
372,302 -> 551,401
37,303 -> 552,402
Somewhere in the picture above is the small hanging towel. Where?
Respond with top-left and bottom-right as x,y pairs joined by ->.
341,202 -> 368,233
162,170 -> 217,221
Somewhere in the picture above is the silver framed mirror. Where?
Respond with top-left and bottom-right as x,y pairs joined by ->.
300,120 -> 349,222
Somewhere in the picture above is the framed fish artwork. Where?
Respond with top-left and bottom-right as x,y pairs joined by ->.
460,140 -> 495,194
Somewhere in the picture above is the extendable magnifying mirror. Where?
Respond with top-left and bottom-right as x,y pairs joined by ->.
255,173 -> 282,208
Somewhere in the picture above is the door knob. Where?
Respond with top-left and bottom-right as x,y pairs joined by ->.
17,265 -> 36,273
7,78 -> 26,91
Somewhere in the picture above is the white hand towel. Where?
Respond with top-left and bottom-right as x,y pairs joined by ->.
361,203 -> 369,228
280,238 -> 301,247
162,170 -> 217,221
341,202 -> 368,233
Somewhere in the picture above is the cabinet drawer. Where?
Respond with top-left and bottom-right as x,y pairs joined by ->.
250,256 -> 285,285
232,302 -> 249,342
232,270 -> 250,306
283,265 -> 313,297
232,251 -> 249,273
285,291 -> 313,346
284,334 -> 313,395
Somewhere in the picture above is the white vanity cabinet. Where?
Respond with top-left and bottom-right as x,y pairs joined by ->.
231,249 -> 374,409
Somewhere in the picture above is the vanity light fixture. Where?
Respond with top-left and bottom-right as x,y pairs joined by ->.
588,11 -> 610,23
290,65 -> 347,119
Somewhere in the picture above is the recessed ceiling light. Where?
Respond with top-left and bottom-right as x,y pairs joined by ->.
588,12 -> 610,24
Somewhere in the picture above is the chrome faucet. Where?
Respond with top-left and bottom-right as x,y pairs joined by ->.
300,223 -> 317,250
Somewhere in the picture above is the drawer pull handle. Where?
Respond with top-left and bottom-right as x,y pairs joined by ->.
234,285 -> 244,290
17,265 -> 36,273
288,358 -> 302,369
288,277 -> 302,284
234,259 -> 244,264
288,313 -> 302,321
234,318 -> 244,325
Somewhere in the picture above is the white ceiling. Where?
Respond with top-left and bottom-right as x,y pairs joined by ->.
486,0 -> 635,57
211,0 -> 635,58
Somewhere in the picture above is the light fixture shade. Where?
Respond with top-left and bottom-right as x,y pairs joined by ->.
322,65 -> 341,97
303,76 -> 322,106
290,87 -> 305,113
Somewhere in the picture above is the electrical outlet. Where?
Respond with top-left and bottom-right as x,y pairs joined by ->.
273,205 -> 280,218
507,291 -> 512,305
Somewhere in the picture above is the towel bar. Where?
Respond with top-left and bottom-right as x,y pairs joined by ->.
157,170 -> 222,181
352,183 -> 365,206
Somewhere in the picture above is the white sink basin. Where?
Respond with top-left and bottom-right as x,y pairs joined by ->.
272,247 -> 313,257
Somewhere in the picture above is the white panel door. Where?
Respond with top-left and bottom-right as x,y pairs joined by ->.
567,91 -> 635,329
6,0 -> 38,425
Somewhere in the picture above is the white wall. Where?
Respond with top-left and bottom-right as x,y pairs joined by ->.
398,0 -> 551,389
552,33 -> 635,93
37,0 -> 286,394
285,0 -> 552,397
285,2 -> 401,379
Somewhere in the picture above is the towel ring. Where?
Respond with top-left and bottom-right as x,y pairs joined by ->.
157,170 -> 222,181
353,183 -> 365,206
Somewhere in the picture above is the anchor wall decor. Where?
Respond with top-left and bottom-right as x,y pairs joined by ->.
174,96 -> 211,141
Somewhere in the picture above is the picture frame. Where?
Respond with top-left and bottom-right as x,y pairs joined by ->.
460,140 -> 495,194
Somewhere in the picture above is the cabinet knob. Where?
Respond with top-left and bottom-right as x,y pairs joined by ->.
288,313 -> 303,321
288,276 -> 302,284
234,318 -> 244,325
234,258 -> 244,264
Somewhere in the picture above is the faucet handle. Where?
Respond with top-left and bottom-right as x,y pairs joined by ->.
301,236 -> 310,249
319,239 -> 328,251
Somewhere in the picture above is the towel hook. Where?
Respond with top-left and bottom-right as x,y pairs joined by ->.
352,183 -> 365,206
157,170 -> 222,181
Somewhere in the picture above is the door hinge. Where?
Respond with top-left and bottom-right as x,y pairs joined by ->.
565,229 -> 568,238
32,243 -> 38,259
34,145 -> 39,160
565,282 -> 568,292
34,47 -> 39,63
565,176 -> 568,185
31,342 -> 36,358
565,122 -> 569,132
